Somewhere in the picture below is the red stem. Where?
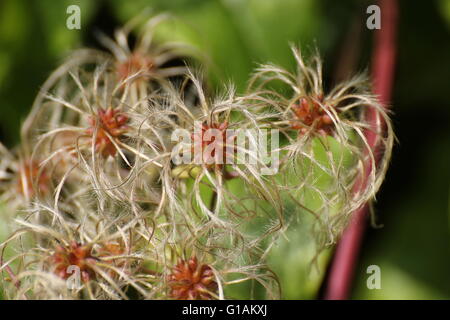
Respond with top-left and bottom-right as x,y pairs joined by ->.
324,0 -> 398,300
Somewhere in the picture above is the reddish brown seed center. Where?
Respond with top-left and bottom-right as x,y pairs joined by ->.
86,107 -> 129,158
168,257 -> 217,300
116,52 -> 155,82
291,97 -> 335,135
51,242 -> 97,283
191,121 -> 231,166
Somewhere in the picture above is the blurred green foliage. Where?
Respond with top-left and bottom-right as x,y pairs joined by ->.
0,0 -> 449,299
0,0 -> 98,145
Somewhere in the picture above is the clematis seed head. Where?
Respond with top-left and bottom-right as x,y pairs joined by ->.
168,256 -> 217,300
86,107 -> 129,158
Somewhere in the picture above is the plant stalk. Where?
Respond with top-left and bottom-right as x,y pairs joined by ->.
324,0 -> 398,300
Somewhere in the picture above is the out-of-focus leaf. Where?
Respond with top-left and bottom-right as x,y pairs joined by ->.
395,0 -> 450,109
438,0 -> 450,30
267,216 -> 331,299
220,0 -> 325,68
0,202 -> 16,300
109,0 -> 325,92
0,0 -> 31,143
0,0 -> 29,87
0,0 -> 98,146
